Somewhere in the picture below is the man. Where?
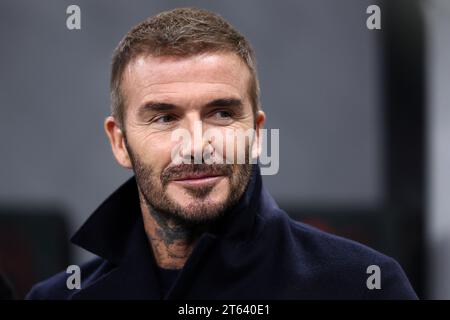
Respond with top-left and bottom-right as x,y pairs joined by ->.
27,7 -> 417,300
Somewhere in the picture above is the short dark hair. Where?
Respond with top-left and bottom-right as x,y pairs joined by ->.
110,7 -> 260,128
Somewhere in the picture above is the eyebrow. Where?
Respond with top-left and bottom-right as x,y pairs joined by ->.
205,98 -> 243,109
138,98 -> 243,115
140,102 -> 177,113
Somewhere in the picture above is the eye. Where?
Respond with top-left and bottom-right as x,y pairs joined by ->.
212,110 -> 233,119
154,114 -> 176,124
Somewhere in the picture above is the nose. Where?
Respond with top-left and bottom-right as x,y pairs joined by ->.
179,113 -> 212,164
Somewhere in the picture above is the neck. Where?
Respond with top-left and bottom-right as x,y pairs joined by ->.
139,196 -> 205,269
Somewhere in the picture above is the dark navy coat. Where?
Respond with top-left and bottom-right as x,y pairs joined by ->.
26,165 -> 418,300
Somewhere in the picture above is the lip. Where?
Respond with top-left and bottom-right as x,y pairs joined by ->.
171,174 -> 225,187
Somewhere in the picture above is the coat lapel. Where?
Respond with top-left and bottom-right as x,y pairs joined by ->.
72,217 -> 161,300
70,177 -> 162,299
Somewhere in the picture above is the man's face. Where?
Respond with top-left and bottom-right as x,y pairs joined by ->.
110,52 -> 264,224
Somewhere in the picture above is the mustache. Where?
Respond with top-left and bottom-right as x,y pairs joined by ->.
161,163 -> 233,186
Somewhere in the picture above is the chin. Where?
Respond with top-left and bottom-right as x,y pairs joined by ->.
177,202 -> 227,224
169,192 -> 229,220
177,192 -> 229,210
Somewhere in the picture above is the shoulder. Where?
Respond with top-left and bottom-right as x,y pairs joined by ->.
257,205 -> 418,299
25,257 -> 112,300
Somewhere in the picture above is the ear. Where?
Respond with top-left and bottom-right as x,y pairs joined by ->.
104,116 -> 133,169
251,110 -> 266,159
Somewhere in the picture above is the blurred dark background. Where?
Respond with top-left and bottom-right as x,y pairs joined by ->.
0,0 -> 448,299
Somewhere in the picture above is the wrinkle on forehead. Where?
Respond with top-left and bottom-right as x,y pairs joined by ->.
122,52 -> 251,106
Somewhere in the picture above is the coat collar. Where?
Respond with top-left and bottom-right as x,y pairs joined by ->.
70,164 -> 263,299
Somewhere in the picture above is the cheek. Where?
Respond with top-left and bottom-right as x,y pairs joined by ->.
129,130 -> 175,171
208,127 -> 253,164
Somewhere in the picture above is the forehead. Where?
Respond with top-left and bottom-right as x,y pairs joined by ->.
121,52 -> 252,106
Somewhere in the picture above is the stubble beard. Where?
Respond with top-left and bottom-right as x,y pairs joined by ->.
125,142 -> 253,227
